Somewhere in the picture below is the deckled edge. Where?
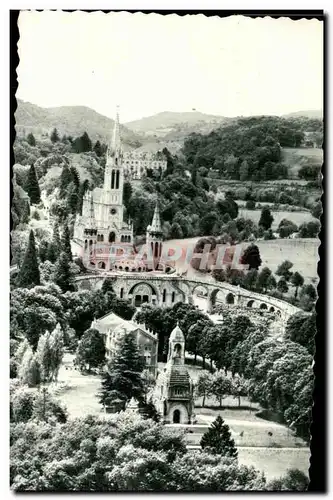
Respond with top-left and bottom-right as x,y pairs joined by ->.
10,11 -> 20,266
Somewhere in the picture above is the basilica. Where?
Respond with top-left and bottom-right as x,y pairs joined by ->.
72,108 -> 163,272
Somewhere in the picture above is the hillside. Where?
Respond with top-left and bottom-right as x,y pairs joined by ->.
281,147 -> 323,179
125,111 -> 230,138
15,99 -> 145,149
283,109 -> 323,120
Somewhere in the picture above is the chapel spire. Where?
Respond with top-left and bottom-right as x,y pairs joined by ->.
150,200 -> 162,235
108,105 -> 122,157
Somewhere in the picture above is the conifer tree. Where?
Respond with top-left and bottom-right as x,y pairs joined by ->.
98,332 -> 145,410
59,165 -> 72,198
17,230 -> 40,288
76,179 -> 90,215
50,128 -> 60,143
61,223 -> 73,261
93,140 -> 103,157
26,132 -> 36,147
259,207 -> 274,230
26,164 -> 41,205
52,220 -> 61,253
81,131 -> 92,152
53,251 -> 74,292
200,415 -> 238,459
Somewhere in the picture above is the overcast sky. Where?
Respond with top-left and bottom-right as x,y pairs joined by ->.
17,11 -> 323,123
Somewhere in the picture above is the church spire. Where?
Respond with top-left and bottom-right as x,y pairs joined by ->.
108,105 -> 122,157
150,200 -> 162,234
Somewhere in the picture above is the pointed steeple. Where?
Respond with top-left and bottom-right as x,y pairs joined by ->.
108,105 -> 122,157
150,200 -> 162,234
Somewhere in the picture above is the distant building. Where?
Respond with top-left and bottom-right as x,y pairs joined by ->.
153,323 -> 195,424
91,311 -> 158,376
123,150 -> 167,180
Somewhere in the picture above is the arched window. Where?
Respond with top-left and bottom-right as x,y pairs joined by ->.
111,170 -> 115,189
172,292 -> 175,303
121,235 -> 124,242
116,170 -> 120,189
128,236 -> 131,243
120,288 -> 124,299
89,240 -> 93,247
154,241 -> 159,258
151,242 -> 154,254
109,232 -> 116,243
100,234 -> 104,242
163,289 -> 166,303
260,303 -> 268,310
84,239 -> 88,249
226,293 -> 234,304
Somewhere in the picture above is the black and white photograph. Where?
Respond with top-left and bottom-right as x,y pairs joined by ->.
9,10 -> 324,492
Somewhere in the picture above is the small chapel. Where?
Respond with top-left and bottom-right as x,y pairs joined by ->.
153,323 -> 195,424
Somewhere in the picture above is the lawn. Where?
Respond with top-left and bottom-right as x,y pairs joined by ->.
238,447 -> 310,481
238,208 -> 316,230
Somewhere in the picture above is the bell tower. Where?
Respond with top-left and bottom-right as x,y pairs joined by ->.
102,105 -> 124,229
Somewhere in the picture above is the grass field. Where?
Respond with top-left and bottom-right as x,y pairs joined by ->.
281,147 -> 323,179
165,236 -> 319,282
238,208 -> 316,230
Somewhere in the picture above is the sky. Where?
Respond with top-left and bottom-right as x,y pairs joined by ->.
16,11 -> 323,123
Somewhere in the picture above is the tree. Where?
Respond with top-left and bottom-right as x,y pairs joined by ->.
256,267 -> 272,293
242,269 -> 258,290
310,201 -> 322,220
259,207 -> 274,230
123,181 -> 133,208
276,260 -> 294,282
80,131 -> 92,152
59,165 -> 72,198
50,128 -> 60,143
267,468 -> 309,491
98,332 -> 145,410
290,271 -> 304,298
18,347 -> 41,387
93,140 -> 103,157
53,251 -> 75,292
26,132 -> 36,147
285,312 -> 316,355
17,230 -> 40,288
245,199 -> 256,210
75,328 -> 106,371
200,415 -> 238,458
298,221 -> 320,238
231,376 -> 248,407
211,371 -> 233,408
195,371 -> 213,407
240,244 -> 262,270
25,164 -> 41,204
239,159 -> 249,181
61,223 -> 73,261
277,277 -> 289,294
170,222 -> 183,239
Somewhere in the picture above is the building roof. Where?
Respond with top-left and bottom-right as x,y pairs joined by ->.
91,311 -> 157,341
169,323 -> 185,343
149,202 -> 162,234
165,363 -> 191,387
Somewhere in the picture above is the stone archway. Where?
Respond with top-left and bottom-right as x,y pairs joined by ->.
260,303 -> 268,310
173,409 -> 180,423
226,292 -> 235,304
247,299 -> 255,308
269,306 -> 275,313
128,282 -> 159,307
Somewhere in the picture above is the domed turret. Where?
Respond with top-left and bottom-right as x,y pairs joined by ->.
167,322 -> 185,364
